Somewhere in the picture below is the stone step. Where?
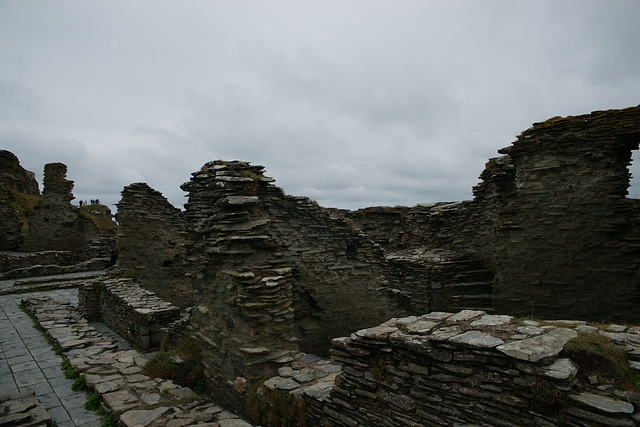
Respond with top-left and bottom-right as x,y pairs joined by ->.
453,269 -> 494,282
442,281 -> 494,295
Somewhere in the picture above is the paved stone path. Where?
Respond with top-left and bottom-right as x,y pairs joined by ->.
0,289 -> 105,427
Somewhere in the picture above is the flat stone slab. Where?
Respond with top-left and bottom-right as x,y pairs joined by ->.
0,390 -> 52,427
470,314 -> 513,327
496,328 -> 577,362
448,330 -> 505,348
569,393 -> 634,414
406,320 -> 438,334
120,406 -> 173,427
542,358 -> 578,380
448,310 -> 485,322
264,376 -> 300,391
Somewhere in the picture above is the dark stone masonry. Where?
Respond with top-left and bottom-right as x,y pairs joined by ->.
1,104 -> 640,425
20,163 -> 100,254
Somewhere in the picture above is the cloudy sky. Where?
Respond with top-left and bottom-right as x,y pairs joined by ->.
1,1 -> 639,212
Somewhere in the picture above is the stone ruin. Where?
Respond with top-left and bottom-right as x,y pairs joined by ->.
2,105 -> 640,425
0,150 -> 39,251
0,157 -> 115,280
19,162 -> 100,253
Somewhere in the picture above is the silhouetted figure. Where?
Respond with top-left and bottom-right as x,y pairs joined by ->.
109,242 -> 119,267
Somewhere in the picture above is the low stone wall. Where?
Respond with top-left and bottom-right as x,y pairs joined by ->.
260,309 -> 640,426
0,250 -> 79,277
79,278 -> 180,350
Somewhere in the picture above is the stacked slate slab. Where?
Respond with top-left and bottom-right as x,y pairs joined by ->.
299,309 -> 640,426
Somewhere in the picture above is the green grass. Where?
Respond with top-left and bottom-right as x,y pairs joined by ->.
85,392 -> 103,411
77,204 -> 117,237
142,338 -> 204,390
562,332 -> 640,391
9,189 -> 42,235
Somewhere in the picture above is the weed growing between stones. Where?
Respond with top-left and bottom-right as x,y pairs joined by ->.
85,392 -> 102,411
61,358 -> 76,379
530,379 -> 568,420
72,375 -> 87,392
245,379 -> 308,427
143,338 -> 204,389
100,413 -> 117,427
370,354 -> 393,383
561,332 -> 640,390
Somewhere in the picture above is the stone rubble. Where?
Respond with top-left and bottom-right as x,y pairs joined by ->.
0,390 -> 52,427
262,352 -> 341,401
21,296 -> 253,427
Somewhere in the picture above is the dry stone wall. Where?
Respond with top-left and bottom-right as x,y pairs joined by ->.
79,278 -> 181,350
286,310 -> 640,426
113,105 -> 640,417
266,194 -> 405,355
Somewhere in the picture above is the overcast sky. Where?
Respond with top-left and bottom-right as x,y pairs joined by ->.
1,1 -> 639,212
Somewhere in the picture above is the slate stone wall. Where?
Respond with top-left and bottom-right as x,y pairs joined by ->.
115,182 -> 189,307
351,106 -> 640,323
79,278 -> 180,350
298,309 -> 640,426
0,150 -> 40,250
20,163 -> 99,255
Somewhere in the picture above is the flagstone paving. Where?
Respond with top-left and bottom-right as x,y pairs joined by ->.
0,288 -> 103,427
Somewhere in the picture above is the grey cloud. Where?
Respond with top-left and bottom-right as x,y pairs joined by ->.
1,1 -> 639,211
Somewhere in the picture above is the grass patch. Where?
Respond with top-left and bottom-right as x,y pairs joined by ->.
530,378 -> 568,421
85,392 -> 103,411
77,204 -> 117,237
72,375 -> 87,392
561,332 -> 640,391
245,379 -> 307,427
9,189 -> 42,235
101,413 -> 117,427
143,338 -> 204,390
61,358 -> 77,379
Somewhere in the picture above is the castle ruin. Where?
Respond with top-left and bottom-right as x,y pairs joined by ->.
2,105 -> 640,425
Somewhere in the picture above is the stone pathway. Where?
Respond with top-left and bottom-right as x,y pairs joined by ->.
21,294 -> 253,427
0,289 -> 103,426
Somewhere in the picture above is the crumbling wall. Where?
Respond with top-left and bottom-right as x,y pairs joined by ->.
488,108 -> 640,321
0,150 -> 40,250
19,163 -> 99,255
117,160 -> 408,410
266,195 -> 405,355
115,183 -> 189,307
351,106 -> 640,323
174,161 -> 299,410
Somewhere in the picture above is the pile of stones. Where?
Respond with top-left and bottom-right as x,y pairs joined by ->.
261,352 -> 341,401
0,390 -> 51,426
21,296 -> 253,427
